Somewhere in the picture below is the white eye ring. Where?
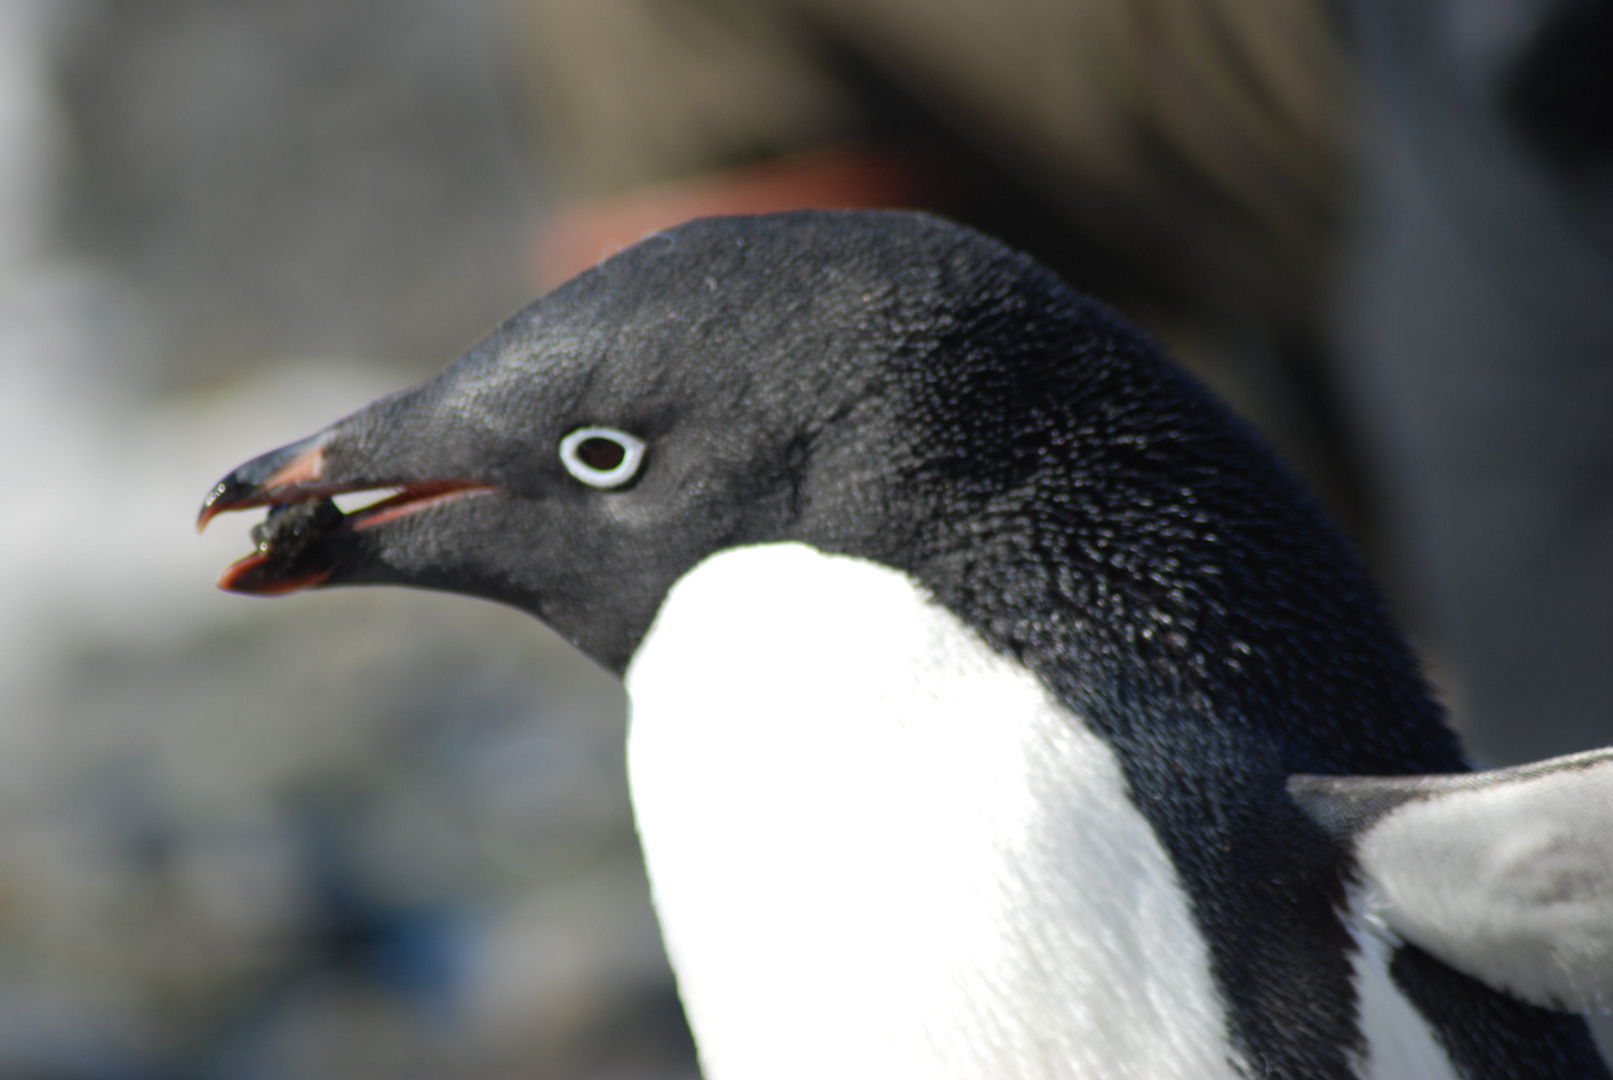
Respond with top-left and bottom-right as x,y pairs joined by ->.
559,427 -> 646,489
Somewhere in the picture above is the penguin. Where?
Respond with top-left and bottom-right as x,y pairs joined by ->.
199,210 -> 1613,1079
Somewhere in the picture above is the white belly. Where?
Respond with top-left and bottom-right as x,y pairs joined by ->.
624,543 -> 1245,1080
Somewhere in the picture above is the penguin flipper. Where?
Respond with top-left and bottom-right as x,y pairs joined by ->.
1289,747 -> 1613,1011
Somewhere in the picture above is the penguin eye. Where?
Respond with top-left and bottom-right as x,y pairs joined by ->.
559,427 -> 646,489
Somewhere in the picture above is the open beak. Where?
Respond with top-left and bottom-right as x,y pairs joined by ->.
199,431 -> 496,595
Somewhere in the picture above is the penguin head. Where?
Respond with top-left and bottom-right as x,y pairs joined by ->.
200,211 -> 1156,672
202,208 -> 1451,782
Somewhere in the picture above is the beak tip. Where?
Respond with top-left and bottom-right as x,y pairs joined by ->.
216,550 -> 263,592
216,551 -> 333,595
196,478 -> 244,534
198,436 -> 330,536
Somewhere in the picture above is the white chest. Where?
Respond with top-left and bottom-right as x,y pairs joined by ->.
624,543 -> 1244,1080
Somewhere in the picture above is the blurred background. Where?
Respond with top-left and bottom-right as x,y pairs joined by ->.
0,0 -> 1608,1075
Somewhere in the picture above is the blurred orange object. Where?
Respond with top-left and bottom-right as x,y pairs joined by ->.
533,143 -> 932,290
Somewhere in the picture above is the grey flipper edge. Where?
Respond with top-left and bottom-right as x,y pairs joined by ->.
1290,747 -> 1613,1011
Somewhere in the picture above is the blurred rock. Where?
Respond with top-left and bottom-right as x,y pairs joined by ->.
57,0 -> 541,387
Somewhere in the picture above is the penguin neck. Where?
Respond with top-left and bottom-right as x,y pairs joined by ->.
624,542 -> 1244,1080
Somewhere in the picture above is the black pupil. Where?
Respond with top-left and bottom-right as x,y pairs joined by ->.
577,436 -> 627,472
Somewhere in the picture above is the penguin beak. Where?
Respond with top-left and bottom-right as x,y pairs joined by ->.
196,432 -> 335,531
199,426 -> 497,596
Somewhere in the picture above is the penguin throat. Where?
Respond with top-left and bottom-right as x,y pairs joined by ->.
624,542 -> 1244,1080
